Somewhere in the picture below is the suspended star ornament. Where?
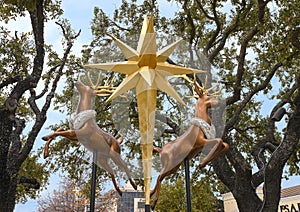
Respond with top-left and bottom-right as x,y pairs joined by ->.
85,14 -> 205,205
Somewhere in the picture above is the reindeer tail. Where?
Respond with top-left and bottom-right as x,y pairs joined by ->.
153,147 -> 161,153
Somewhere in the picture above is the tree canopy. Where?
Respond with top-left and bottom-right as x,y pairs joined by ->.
75,1 -> 300,211
0,0 -> 81,211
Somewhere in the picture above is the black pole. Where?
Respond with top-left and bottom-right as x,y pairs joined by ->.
145,204 -> 151,212
184,158 -> 192,212
90,151 -> 97,212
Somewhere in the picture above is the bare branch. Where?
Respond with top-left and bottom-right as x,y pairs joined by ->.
226,26 -> 259,105
8,118 -> 25,162
19,25 -> 81,162
182,0 -> 196,45
195,0 -> 215,21
225,60 -> 282,131
109,20 -> 130,32
35,64 -> 60,99
28,89 -> 40,115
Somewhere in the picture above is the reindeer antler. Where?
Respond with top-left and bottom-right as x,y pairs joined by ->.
78,71 -> 117,97
172,74 -> 222,98
95,76 -> 117,97
194,74 -> 223,97
87,71 -> 101,89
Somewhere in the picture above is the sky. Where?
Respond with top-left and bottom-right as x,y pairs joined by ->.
7,0 -> 300,211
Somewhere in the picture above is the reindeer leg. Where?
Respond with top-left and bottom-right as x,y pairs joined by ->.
110,151 -> 137,190
151,173 -> 165,210
199,138 -> 225,168
43,128 -> 78,158
98,157 -> 122,196
42,127 -> 62,141
151,164 -> 181,210
209,142 -> 229,160
42,128 -> 78,141
110,173 -> 122,196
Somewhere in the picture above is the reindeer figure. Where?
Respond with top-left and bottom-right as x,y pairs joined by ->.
42,74 -> 137,195
150,75 -> 229,209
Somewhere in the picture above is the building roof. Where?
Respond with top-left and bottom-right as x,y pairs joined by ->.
121,181 -> 144,193
281,185 -> 300,198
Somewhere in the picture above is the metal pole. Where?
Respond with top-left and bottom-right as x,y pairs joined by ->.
145,204 -> 151,212
184,158 -> 192,212
90,151 -> 97,212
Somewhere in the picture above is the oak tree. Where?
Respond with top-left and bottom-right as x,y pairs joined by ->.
0,0 -> 80,211
78,0 -> 300,211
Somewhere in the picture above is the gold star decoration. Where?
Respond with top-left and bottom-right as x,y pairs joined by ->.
85,14 -> 205,205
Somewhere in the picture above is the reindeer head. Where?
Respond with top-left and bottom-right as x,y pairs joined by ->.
172,74 -> 221,109
75,80 -> 96,97
193,77 -> 220,109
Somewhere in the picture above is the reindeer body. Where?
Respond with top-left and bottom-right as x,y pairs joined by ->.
42,81 -> 137,195
150,92 -> 228,209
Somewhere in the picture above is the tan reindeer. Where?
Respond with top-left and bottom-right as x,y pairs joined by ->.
42,73 -> 137,195
150,75 -> 229,209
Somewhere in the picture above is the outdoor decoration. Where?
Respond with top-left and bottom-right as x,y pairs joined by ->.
84,14 -> 205,207
42,74 -> 137,196
150,75 -> 229,209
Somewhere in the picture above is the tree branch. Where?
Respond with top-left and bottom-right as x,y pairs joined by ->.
8,118 -> 26,165
226,26 -> 259,105
291,27 -> 300,50
225,55 -> 290,131
260,74 -> 300,211
207,3 -> 251,62
19,24 -> 81,163
35,64 -> 60,99
182,0 -> 196,46
195,0 -> 221,57
0,75 -> 22,89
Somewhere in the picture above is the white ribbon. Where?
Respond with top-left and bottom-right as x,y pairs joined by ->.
69,110 -> 96,130
190,117 -> 216,139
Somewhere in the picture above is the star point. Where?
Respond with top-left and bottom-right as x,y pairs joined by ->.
85,14 -> 205,102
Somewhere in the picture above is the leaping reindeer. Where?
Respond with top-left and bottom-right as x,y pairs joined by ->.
42,73 -> 137,195
150,75 -> 229,209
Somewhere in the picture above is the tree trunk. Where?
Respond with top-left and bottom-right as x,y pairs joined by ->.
6,177 -> 18,212
0,110 -> 14,212
260,97 -> 300,211
234,190 -> 262,212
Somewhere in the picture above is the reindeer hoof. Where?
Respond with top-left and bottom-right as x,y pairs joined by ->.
44,148 -> 49,159
130,179 -> 137,190
42,136 -> 48,141
151,202 -> 156,210
199,163 -> 206,169
43,152 -> 49,159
